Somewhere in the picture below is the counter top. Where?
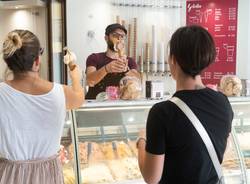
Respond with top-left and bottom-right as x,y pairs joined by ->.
228,96 -> 250,103
83,97 -> 170,108
80,96 -> 250,109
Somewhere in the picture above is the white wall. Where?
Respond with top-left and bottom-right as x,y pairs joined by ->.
66,0 -> 185,94
0,8 -> 48,81
66,0 -> 185,72
237,0 -> 250,79
66,0 -> 112,71
1,1 -> 249,82
66,0 -> 250,91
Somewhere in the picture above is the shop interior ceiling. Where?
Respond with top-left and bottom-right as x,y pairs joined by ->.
0,0 -> 47,9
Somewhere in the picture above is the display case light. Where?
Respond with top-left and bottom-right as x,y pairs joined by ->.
66,120 -> 72,125
128,117 -> 135,122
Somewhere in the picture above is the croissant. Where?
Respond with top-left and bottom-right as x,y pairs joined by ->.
219,75 -> 242,96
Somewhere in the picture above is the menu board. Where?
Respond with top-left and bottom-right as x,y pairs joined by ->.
186,0 -> 238,85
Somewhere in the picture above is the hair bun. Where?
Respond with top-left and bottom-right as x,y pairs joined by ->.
9,32 -> 22,49
3,31 -> 22,58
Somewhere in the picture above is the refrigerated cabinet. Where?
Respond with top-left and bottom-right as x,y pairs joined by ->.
63,98 -> 250,184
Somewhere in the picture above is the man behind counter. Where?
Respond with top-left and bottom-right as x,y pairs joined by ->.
85,23 -> 140,99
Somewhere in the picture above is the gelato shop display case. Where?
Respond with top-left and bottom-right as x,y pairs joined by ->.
66,98 -> 250,184
72,100 -> 154,184
227,99 -> 250,183
60,112 -> 79,184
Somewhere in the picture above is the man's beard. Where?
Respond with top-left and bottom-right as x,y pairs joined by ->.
107,39 -> 116,52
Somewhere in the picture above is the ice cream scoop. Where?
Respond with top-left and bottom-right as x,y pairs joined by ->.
63,47 -> 77,71
110,37 -> 128,72
115,42 -> 125,57
110,37 -> 125,57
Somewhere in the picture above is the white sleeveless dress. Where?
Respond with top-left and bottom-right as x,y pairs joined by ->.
0,82 -> 66,184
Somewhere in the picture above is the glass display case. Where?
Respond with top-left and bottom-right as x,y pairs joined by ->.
72,100 -> 154,184
228,99 -> 250,184
67,98 -> 250,184
60,111 -> 79,184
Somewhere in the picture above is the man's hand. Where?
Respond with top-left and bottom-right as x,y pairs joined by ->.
106,58 -> 127,73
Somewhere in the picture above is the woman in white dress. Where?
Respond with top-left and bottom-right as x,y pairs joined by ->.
0,30 -> 84,184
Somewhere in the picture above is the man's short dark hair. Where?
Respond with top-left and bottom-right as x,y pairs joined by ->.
169,25 -> 216,78
105,23 -> 127,36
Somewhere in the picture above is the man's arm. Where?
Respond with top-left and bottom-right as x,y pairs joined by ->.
86,59 -> 128,87
86,66 -> 107,87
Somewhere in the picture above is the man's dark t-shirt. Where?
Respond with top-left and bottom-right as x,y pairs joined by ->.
85,52 -> 137,99
146,88 -> 233,184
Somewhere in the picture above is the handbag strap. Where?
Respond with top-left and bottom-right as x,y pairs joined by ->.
169,97 -> 223,180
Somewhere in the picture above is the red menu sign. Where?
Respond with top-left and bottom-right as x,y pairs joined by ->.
186,0 -> 238,85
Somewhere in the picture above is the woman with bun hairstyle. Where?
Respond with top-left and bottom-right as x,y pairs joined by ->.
137,25 -> 233,184
0,30 -> 84,184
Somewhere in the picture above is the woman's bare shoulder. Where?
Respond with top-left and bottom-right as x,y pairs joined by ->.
31,78 -> 54,95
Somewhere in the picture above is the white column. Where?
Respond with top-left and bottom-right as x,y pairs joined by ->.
140,48 -> 144,73
159,42 -> 165,72
237,0 -> 250,79
152,25 -> 157,72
